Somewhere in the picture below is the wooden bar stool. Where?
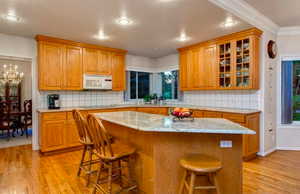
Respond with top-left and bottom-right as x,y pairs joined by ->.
86,114 -> 137,194
73,109 -> 100,186
179,154 -> 222,194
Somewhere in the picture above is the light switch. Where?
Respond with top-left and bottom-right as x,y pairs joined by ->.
220,140 -> 232,148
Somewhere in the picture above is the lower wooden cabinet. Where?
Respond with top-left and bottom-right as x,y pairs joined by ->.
39,107 -> 260,160
39,112 -> 80,153
136,107 -> 169,115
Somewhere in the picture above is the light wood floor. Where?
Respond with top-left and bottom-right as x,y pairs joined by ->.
0,145 -> 299,194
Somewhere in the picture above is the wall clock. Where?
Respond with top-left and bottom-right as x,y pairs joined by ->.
267,40 -> 277,59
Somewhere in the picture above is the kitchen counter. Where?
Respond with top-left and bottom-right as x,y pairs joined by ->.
37,103 -> 260,114
96,111 -> 248,194
94,111 -> 255,135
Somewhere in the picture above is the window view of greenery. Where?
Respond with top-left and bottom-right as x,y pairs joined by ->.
127,70 -> 178,100
161,70 -> 178,99
129,71 -> 150,99
293,61 -> 300,121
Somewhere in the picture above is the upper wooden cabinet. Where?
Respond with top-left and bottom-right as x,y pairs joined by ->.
38,42 -> 64,90
36,35 -> 127,91
83,48 -> 112,75
112,53 -> 126,91
178,28 -> 262,91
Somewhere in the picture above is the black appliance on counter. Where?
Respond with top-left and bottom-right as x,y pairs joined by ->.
47,94 -> 60,109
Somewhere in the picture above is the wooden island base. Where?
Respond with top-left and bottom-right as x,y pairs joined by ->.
103,121 -> 243,194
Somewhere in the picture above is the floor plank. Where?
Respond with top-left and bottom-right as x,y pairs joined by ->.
0,145 -> 299,194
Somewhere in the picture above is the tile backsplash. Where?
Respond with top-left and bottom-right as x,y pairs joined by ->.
183,90 -> 261,109
39,91 -> 124,108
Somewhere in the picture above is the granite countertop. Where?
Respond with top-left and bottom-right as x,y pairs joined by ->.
94,111 -> 255,135
37,103 -> 260,114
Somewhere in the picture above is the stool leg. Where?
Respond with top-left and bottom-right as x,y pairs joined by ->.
213,173 -> 220,194
118,160 -> 123,188
86,146 -> 93,186
77,145 -> 87,176
179,170 -> 187,194
188,172 -> 196,194
107,162 -> 113,194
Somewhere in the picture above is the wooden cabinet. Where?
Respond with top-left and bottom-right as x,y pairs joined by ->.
38,42 -> 64,90
112,53 -> 126,91
136,107 -> 169,115
39,112 -> 80,153
178,28 -> 262,91
36,35 -> 127,91
38,42 -> 83,90
203,111 -> 222,118
83,48 -> 112,75
64,46 -> 83,90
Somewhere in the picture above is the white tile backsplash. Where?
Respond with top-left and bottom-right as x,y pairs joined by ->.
183,90 -> 260,109
39,91 -> 124,108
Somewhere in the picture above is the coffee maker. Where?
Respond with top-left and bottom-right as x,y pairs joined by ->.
47,94 -> 60,109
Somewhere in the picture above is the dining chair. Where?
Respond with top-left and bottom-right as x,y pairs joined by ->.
86,114 -> 137,194
72,109 -> 100,186
21,99 -> 32,137
0,101 -> 14,140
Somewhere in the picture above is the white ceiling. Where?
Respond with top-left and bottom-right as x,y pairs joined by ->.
244,0 -> 300,27
0,0 -> 252,58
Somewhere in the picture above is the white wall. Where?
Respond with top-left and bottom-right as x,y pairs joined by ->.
126,55 -> 156,72
277,33 -> 300,150
0,33 -> 39,150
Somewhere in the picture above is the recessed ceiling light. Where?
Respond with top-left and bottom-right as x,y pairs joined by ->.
94,30 -> 110,40
221,17 -> 238,28
116,17 -> 133,26
2,14 -> 21,22
176,33 -> 191,42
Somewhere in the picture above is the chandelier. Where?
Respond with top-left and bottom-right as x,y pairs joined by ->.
1,64 -> 24,84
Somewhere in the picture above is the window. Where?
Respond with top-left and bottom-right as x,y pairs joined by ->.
281,60 -> 300,123
126,70 -> 179,100
161,70 -> 178,99
128,71 -> 150,100
293,61 -> 300,121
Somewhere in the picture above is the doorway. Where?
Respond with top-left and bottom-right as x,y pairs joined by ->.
0,57 -> 32,148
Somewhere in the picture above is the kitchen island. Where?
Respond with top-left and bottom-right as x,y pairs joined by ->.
94,111 -> 255,194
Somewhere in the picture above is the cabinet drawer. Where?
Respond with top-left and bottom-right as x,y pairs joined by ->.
192,110 -> 204,118
223,113 -> 245,123
203,111 -> 222,118
42,112 -> 66,121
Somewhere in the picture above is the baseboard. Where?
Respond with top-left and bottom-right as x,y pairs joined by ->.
277,146 -> 300,151
32,143 -> 40,151
257,147 -> 277,156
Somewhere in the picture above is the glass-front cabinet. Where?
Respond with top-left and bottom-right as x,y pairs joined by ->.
217,33 -> 259,90
235,38 -> 250,88
218,42 -> 232,88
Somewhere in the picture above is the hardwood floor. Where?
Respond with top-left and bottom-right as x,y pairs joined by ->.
0,145 -> 299,194
243,150 -> 300,194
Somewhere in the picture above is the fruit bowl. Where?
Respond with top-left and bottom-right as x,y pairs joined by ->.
171,108 -> 194,121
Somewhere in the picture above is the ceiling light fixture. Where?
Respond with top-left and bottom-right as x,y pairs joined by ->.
222,17 -> 238,28
116,17 -> 132,26
94,30 -> 110,40
2,14 -> 21,22
176,33 -> 190,42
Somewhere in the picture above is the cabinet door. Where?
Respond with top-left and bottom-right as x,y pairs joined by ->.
191,48 -> 205,89
98,51 -> 112,75
64,46 -> 83,90
66,120 -> 81,147
243,114 -> 260,158
179,51 -> 193,90
83,48 -> 99,74
217,41 -> 233,88
112,53 -> 126,91
41,120 -> 66,152
203,45 -> 217,88
38,42 -> 64,90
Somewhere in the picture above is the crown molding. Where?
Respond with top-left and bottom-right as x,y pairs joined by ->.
278,26 -> 300,36
209,0 -> 280,34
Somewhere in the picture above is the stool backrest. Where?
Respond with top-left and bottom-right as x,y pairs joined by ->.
86,114 -> 114,157
72,109 -> 90,143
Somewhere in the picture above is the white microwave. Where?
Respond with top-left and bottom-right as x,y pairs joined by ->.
83,74 -> 112,90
